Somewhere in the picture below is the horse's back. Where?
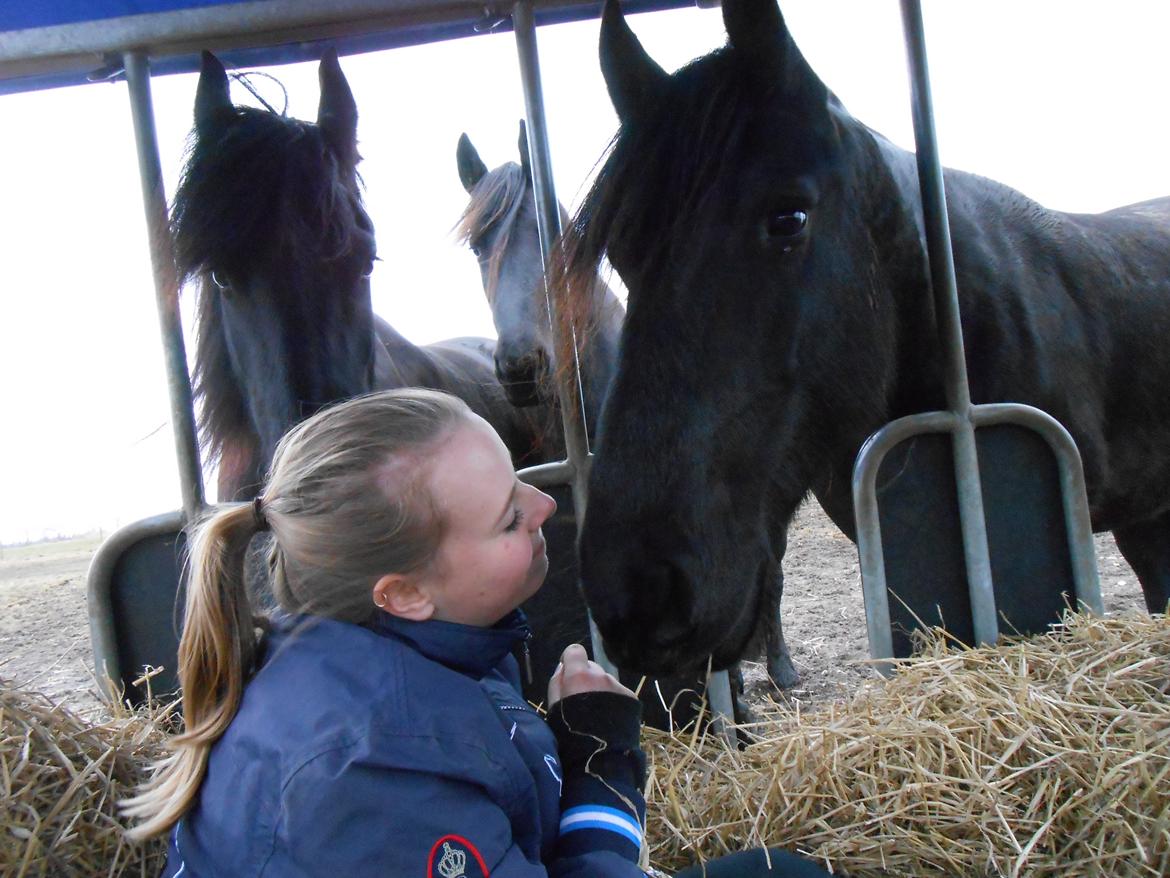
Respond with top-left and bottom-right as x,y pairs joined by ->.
428,336 -> 497,364
371,316 -> 494,384
1100,195 -> 1170,220
941,172 -> 1170,525
370,316 -> 541,464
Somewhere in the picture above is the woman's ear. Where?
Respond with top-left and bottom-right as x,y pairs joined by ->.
372,573 -> 435,622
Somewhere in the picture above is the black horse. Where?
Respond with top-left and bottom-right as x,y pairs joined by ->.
174,51 -> 530,502
555,0 -> 1170,679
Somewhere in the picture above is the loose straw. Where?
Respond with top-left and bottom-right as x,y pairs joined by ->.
0,680 -> 171,877
644,613 -> 1170,877
5,612 -> 1167,877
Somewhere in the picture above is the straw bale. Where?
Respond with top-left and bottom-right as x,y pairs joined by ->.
644,613 -> 1170,877
0,679 -> 170,877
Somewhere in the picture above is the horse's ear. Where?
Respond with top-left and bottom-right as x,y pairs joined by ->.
723,0 -> 784,52
195,51 -> 233,137
456,133 -> 488,193
599,0 -> 667,124
317,48 -> 358,162
724,0 -> 826,102
517,119 -> 532,184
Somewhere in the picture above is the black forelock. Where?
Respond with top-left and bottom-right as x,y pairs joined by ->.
171,106 -> 367,280
173,104 -> 370,468
557,40 -> 843,310
563,49 -> 754,282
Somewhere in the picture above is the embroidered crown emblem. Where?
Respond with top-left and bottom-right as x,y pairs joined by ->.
437,841 -> 467,878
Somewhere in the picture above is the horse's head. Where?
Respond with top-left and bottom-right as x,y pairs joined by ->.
563,0 -> 904,674
455,122 -> 552,408
174,51 -> 378,498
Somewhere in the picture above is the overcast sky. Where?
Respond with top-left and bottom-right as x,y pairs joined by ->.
2,1 -> 1168,543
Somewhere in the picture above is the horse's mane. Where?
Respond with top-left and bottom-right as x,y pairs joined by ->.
171,105 -> 371,464
551,48 -> 749,371
454,161 -> 528,303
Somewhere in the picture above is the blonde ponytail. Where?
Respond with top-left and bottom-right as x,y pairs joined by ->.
122,502 -> 263,839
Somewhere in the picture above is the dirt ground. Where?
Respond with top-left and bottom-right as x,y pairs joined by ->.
737,504 -> 1147,708
0,535 -> 106,715
0,505 -> 1147,718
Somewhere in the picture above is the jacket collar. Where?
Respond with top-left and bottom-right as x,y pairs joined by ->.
369,609 -> 531,679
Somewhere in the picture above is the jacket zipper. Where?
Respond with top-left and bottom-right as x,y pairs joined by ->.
521,630 -> 534,686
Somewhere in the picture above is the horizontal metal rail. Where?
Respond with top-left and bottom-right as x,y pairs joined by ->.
0,0 -> 696,94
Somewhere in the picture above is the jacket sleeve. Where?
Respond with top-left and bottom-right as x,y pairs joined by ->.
545,691 -> 649,874
267,729 -> 647,878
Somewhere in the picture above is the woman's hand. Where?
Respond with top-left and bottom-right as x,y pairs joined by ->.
547,643 -> 636,707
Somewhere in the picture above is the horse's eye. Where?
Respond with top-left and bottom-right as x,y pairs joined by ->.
470,245 -> 483,259
361,252 -> 380,279
210,270 -> 231,291
767,209 -> 809,239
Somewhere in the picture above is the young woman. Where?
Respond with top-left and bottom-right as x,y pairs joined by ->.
126,388 -> 832,877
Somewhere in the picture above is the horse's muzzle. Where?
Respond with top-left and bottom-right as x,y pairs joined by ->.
495,350 -> 549,408
500,376 -> 544,408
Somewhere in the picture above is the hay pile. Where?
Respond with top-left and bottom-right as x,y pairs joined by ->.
0,681 -> 170,877
4,613 -> 1166,876
644,613 -> 1170,877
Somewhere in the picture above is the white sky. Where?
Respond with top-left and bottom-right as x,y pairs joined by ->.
1,1 -> 1168,543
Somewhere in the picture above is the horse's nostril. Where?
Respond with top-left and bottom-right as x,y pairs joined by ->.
494,348 -> 549,386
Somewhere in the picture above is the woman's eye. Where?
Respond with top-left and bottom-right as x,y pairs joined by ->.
767,209 -> 809,238
504,508 -> 525,533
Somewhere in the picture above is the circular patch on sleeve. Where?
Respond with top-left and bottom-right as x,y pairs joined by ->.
427,835 -> 490,878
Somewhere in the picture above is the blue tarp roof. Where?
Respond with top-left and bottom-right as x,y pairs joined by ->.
2,1 -> 234,32
0,0 -> 698,95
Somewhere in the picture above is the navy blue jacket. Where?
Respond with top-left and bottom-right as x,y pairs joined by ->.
163,610 -> 647,876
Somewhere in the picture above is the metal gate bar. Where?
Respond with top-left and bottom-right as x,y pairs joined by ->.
850,2 -> 1103,671
512,0 -> 613,675
898,0 -> 997,646
124,50 -> 205,523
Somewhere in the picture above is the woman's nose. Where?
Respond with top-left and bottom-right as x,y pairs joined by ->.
529,487 -> 557,528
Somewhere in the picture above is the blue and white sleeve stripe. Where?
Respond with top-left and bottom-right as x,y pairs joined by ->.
559,804 -> 643,847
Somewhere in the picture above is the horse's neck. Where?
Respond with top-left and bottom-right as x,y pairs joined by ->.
846,130 -> 949,415
870,127 -> 1095,412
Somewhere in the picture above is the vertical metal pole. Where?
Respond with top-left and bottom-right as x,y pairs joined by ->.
511,3 -> 628,682
512,2 -> 615,676
899,1 -> 997,645
124,51 -> 205,522
512,2 -> 591,485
